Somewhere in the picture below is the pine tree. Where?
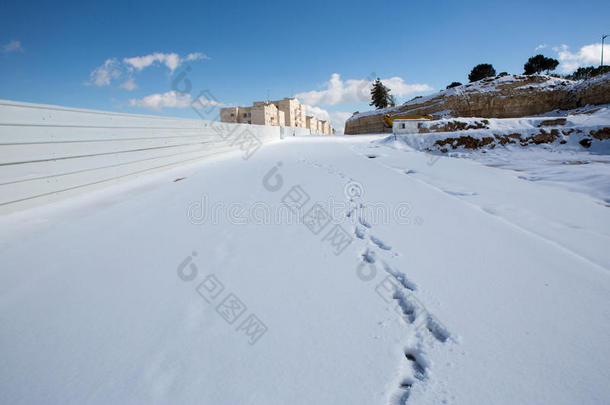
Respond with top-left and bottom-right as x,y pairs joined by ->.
369,78 -> 392,109
523,55 -> 559,75
566,65 -> 610,80
468,64 -> 496,82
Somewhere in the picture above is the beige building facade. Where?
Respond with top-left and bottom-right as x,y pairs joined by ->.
220,106 -> 252,124
221,97 -> 334,134
306,115 -> 318,134
252,102 -> 284,127
317,120 -> 331,135
271,98 -> 306,128
220,103 -> 286,127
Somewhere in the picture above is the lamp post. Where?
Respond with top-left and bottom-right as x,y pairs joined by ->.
603,35 -> 608,67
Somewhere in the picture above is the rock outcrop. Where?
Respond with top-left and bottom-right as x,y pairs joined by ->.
344,73 -> 610,135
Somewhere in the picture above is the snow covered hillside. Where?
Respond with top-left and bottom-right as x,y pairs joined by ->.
391,106 -> 610,204
1,133 -> 609,404
402,105 -> 610,153
345,73 -> 610,134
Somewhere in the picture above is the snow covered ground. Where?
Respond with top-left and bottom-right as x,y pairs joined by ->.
391,106 -> 610,206
1,134 -> 609,404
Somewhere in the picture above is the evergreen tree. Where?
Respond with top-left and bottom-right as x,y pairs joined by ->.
523,54 -> 559,75
446,81 -> 462,89
369,78 -> 393,109
565,65 -> 610,80
468,64 -> 496,82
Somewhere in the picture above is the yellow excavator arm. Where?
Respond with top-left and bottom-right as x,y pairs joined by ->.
383,114 -> 433,127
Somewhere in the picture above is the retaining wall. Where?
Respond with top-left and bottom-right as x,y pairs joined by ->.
0,100 -> 306,214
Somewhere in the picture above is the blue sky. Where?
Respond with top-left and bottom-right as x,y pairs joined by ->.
1,0 -> 609,131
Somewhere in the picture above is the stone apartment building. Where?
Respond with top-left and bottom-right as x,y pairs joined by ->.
305,117 -> 332,135
306,116 -> 318,134
221,97 -> 333,134
271,98 -> 306,128
251,102 -> 285,127
317,120 -> 330,135
220,103 -> 285,127
220,106 -> 252,124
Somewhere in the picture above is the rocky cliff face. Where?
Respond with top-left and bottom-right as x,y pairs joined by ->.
344,73 -> 610,135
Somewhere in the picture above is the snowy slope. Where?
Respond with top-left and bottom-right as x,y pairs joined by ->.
1,135 -> 609,404
390,106 -> 610,204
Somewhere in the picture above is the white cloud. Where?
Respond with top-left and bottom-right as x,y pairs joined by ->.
186,52 -> 209,61
305,105 -> 330,121
298,74 -> 430,132
330,111 -> 352,134
119,78 -> 137,91
554,43 -> 610,73
3,40 -> 24,53
88,51 -> 209,88
89,58 -> 121,86
535,44 -> 547,51
129,90 -> 222,111
382,77 -> 433,98
295,73 -> 432,106
123,52 -> 180,72
304,105 -> 352,133
123,52 -> 209,72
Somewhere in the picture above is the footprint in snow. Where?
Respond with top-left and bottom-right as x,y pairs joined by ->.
370,235 -> 392,250
426,316 -> 451,343
383,262 -> 417,291
358,216 -> 372,228
361,248 -> 376,264
394,381 -> 414,404
354,226 -> 366,239
405,350 -> 427,381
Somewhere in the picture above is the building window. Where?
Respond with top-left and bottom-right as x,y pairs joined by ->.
400,123 -> 406,129
230,113 -> 234,117
243,113 -> 248,118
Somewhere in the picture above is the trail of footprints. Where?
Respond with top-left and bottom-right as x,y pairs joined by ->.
350,203 -> 451,404
299,156 -> 453,403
